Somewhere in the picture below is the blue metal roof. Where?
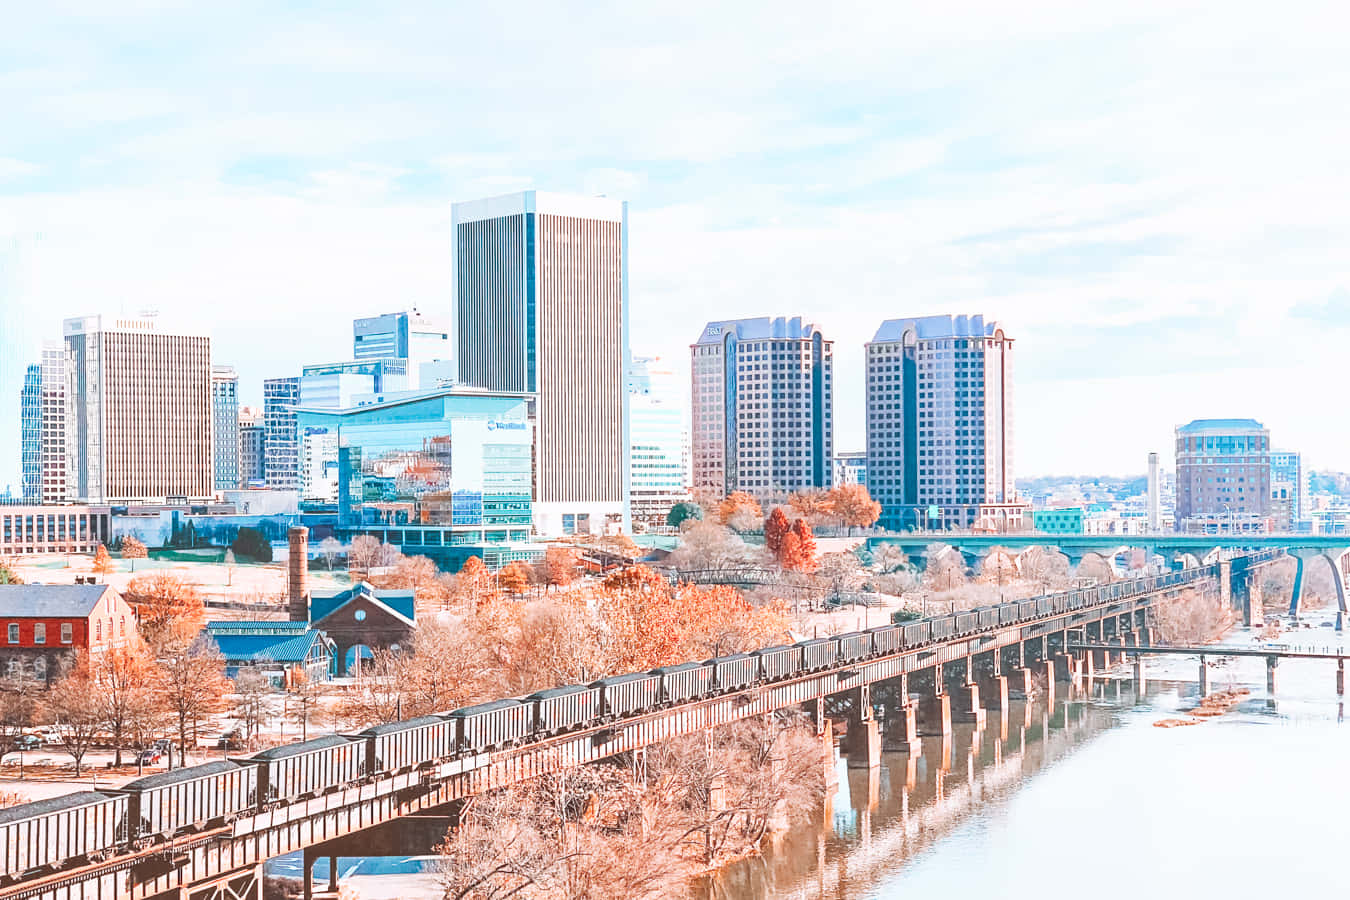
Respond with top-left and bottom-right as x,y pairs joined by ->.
309,583 -> 415,625
206,628 -> 329,666
1176,418 -> 1266,433
870,314 -> 1003,344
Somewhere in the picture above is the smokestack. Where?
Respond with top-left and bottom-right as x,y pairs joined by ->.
1147,452 -> 1161,533
288,527 -> 310,622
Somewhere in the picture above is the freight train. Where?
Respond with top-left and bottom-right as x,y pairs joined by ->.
0,568 -> 1200,884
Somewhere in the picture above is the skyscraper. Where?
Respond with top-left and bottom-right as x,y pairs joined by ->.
64,316 -> 213,504
627,356 -> 690,527
238,407 -> 266,488
212,366 -> 240,492
19,364 -> 40,503
263,378 -> 301,491
1147,451 -> 1161,532
1270,449 -> 1307,530
865,315 -> 1020,531
37,345 -> 68,505
453,191 -> 629,535
1174,418 -> 1271,533
691,317 -> 834,502
352,310 -> 451,389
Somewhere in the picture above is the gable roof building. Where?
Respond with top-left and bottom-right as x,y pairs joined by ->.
0,583 -> 139,682
307,583 -> 415,676
202,621 -> 335,685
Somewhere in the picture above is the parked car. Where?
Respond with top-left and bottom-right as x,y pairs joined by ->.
217,730 -> 244,751
11,734 -> 41,752
137,749 -> 163,766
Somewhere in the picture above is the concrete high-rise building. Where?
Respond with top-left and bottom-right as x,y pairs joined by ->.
1174,418 -> 1271,533
263,378 -> 301,491
1270,449 -> 1307,530
238,407 -> 266,488
691,317 -> 833,502
211,366 -> 240,492
63,316 -> 213,504
453,190 -> 629,535
626,356 -> 690,527
37,345 -> 68,505
19,364 -> 40,503
353,310 -> 451,389
865,315 -> 1020,531
1147,451 -> 1161,532
834,451 -> 867,488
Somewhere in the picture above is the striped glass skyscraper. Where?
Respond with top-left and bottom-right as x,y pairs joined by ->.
212,366 -> 240,492
19,364 -> 40,502
866,315 -> 1019,531
263,377 -> 301,491
452,191 -> 629,535
691,317 -> 834,502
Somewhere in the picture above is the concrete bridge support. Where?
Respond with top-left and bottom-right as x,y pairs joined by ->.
1288,547 -> 1350,630
846,685 -> 881,769
1267,656 -> 1279,694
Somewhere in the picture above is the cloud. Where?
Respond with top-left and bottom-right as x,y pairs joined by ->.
0,158 -> 39,180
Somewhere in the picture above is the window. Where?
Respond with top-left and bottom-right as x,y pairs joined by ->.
6,623 -> 17,644
120,617 -> 126,636
61,623 -> 72,643
33,623 -> 45,645
96,620 -> 102,641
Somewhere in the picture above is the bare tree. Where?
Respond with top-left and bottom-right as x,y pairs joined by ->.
871,543 -> 908,574
46,661 -> 103,775
318,537 -> 343,571
347,535 -> 382,576
233,668 -> 279,747
666,522 -> 761,572
924,544 -> 966,592
155,633 -> 231,767
0,673 -> 40,761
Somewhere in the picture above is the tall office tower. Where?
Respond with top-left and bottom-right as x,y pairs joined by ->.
299,359 -> 407,410
1147,451 -> 1161,532
211,366 -> 240,492
353,309 -> 451,389
37,345 -> 68,504
453,191 -> 629,535
263,378 -> 301,491
865,315 -> 1019,531
1174,418 -> 1271,533
626,356 -> 690,527
1270,449 -> 1307,529
19,364 -> 40,502
63,316 -> 212,504
238,407 -> 266,488
691,317 -> 834,502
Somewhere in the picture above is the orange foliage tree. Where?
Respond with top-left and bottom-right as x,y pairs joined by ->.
788,490 -> 832,526
92,545 -> 115,577
763,508 -> 791,557
538,547 -> 578,590
717,491 -> 763,531
829,484 -> 882,531
497,561 -> 533,596
123,573 -> 205,646
782,519 -> 818,572
120,536 -> 149,571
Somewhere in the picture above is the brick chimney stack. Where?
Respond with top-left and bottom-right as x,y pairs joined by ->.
288,526 -> 310,622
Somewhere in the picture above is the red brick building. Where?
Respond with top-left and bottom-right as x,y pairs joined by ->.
0,584 -> 139,683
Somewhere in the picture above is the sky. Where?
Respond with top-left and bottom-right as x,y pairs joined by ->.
2,0 -> 1348,493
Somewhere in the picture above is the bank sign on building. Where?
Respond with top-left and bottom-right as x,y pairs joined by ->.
296,388 -> 537,569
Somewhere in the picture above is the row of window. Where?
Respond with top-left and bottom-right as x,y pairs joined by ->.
7,622 -> 74,644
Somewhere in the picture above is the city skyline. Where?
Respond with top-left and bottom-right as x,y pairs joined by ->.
3,3 -> 1349,487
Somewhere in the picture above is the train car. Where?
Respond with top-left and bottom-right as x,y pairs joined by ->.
998,604 -> 1018,626
359,716 -> 456,775
1036,597 -> 1054,616
753,645 -> 802,682
838,632 -> 870,663
654,661 -> 715,705
707,654 -> 758,693
594,672 -> 663,719
868,625 -> 903,656
954,611 -> 979,635
446,700 -> 533,753
1018,598 -> 1039,621
0,792 -> 128,884
928,615 -> 955,641
250,735 -> 364,804
799,638 -> 838,671
903,620 -> 932,646
976,607 -> 999,630
119,761 -> 256,842
528,684 -> 603,736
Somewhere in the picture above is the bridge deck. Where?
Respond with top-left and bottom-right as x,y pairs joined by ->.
1070,642 -> 1350,661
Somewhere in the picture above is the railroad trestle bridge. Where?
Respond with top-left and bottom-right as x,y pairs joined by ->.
2,553 -> 1283,900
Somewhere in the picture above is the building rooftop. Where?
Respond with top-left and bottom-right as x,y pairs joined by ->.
870,314 -> 1004,344
1176,418 -> 1267,433
310,582 -> 415,626
693,316 -> 826,346
202,621 -> 333,666
0,584 -> 116,618
295,385 -> 532,417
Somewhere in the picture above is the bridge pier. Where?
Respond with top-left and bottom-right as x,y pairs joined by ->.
883,701 -> 920,753
1198,656 -> 1209,697
1267,656 -> 1279,695
1338,660 -> 1345,696
846,717 -> 882,769
1008,666 -> 1034,700
1133,655 -> 1147,693
917,692 -> 952,737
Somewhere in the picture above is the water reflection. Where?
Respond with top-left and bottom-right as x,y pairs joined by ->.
715,612 -> 1350,899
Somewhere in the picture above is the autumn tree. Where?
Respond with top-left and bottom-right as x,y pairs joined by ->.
92,544 -> 115,578
978,548 -> 1019,586
456,555 -> 496,611
763,508 -> 791,557
871,543 -> 908,574
497,560 -> 533,596
121,536 -> 148,571
0,558 -> 21,584
829,484 -> 882,531
93,642 -> 160,766
788,489 -> 832,527
817,551 -> 865,596
155,632 -> 230,767
537,547 -> 578,591
1021,547 -> 1070,592
717,491 -> 763,532
124,573 -> 205,646
46,664 -> 103,775
781,518 -> 817,573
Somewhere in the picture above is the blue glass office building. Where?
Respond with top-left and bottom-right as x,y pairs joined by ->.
296,388 -> 537,569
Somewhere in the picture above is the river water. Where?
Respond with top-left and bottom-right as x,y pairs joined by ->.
715,608 -> 1350,899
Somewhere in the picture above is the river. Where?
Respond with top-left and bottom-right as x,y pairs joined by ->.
714,607 -> 1350,899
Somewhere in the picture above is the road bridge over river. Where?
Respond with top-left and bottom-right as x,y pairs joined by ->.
2,555 -> 1277,900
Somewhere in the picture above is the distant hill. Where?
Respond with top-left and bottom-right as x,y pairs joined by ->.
1018,474 -> 1147,501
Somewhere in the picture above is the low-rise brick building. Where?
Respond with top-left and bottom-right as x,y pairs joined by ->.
0,584 -> 139,682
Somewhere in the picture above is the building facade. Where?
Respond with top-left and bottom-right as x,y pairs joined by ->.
19,364 -> 40,502
833,451 -> 867,488
1270,449 -> 1307,531
453,191 -> 629,535
691,317 -> 834,502
36,345 -> 68,505
1031,507 -> 1085,534
238,407 -> 266,488
0,584 -> 138,683
296,387 -> 537,569
64,316 -> 213,504
865,315 -> 1020,531
212,366 -> 240,493
1174,418 -> 1271,533
263,377 -> 301,491
352,310 -> 450,390
627,356 -> 690,528
0,506 -> 111,558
